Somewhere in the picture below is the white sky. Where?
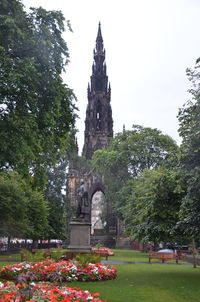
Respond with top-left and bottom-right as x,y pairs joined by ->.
23,0 -> 200,152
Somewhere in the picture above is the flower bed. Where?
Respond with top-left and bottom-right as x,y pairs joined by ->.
91,247 -> 114,257
0,260 -> 117,283
0,281 -> 105,301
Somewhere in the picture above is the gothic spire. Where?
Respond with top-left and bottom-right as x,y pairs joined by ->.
82,23 -> 113,160
96,22 -> 103,44
91,23 -> 108,93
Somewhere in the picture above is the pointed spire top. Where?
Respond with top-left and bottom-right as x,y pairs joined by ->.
96,21 -> 103,44
123,124 -> 126,133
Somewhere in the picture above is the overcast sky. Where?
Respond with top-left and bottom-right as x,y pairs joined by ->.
23,0 -> 200,152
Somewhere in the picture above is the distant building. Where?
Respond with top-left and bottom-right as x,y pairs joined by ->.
68,23 -> 117,246
82,22 -> 113,159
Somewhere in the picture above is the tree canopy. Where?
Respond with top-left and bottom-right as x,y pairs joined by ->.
121,168 -> 183,244
92,125 -> 179,214
0,0 -> 76,189
44,153 -> 69,240
0,171 -> 48,240
178,60 -> 200,241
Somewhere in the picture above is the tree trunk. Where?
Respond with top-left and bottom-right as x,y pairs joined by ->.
32,239 -> 38,250
153,240 -> 156,251
7,237 -> 11,254
192,237 -> 197,268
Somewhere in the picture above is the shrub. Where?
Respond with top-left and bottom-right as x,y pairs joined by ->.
75,253 -> 101,267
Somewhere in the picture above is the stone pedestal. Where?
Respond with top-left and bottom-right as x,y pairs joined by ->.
68,220 -> 91,252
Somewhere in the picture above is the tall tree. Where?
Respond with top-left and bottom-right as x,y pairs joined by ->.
92,125 -> 179,213
0,171 -> 28,239
178,59 -> 200,265
44,153 -> 69,240
121,168 -> 183,246
0,171 -> 49,246
0,0 -> 76,189
25,188 -> 49,248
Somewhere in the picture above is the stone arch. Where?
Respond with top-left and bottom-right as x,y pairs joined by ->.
88,181 -> 105,201
89,181 -> 106,235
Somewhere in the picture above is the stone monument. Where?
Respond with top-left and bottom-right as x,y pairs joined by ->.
68,180 -> 91,252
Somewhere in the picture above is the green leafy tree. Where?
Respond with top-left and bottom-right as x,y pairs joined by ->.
25,188 -> 49,248
0,171 -> 49,248
0,171 -> 28,239
44,153 -> 69,240
178,59 -> 200,266
110,125 -> 178,176
0,0 -> 76,189
121,168 -> 183,246
92,125 -> 179,213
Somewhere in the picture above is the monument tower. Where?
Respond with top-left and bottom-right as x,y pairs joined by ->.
68,23 -> 117,248
82,22 -> 113,159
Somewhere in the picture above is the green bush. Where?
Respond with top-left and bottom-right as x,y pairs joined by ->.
20,249 -> 44,262
50,249 -> 65,262
75,253 -> 101,267
95,242 -> 102,249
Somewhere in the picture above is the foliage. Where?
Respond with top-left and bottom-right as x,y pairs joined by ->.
109,125 -> 179,176
0,171 -> 48,240
0,260 -> 117,283
50,249 -> 65,262
0,0 -> 76,189
25,187 -> 49,241
21,248 -> 65,263
95,242 -> 102,249
92,125 -> 179,215
121,167 -> 183,244
68,264 -> 200,302
0,171 -> 28,238
20,249 -> 44,263
75,253 -> 101,267
0,281 -> 104,302
178,60 -> 200,241
91,247 -> 114,256
44,152 -> 69,240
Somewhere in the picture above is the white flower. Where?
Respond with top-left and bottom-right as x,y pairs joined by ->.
12,267 -> 22,272
62,290 -> 70,294
86,295 -> 93,300
0,282 -> 4,288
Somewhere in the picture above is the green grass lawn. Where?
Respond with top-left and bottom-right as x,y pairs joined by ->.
0,262 -> 10,268
111,249 -> 183,264
69,264 -> 200,302
0,253 -> 21,261
0,250 -> 199,302
112,249 -> 148,262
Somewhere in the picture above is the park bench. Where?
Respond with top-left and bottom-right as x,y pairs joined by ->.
148,251 -> 178,263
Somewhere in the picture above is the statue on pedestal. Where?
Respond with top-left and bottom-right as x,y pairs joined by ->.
76,179 -> 90,222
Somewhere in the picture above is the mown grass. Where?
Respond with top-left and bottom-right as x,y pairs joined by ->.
0,262 -> 10,268
112,249 -> 148,262
1,249 -> 199,302
69,264 -> 200,302
0,253 -> 21,261
111,249 -> 183,264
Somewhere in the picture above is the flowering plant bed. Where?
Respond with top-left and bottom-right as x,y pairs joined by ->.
91,247 -> 114,257
0,260 -> 117,283
0,281 -> 105,301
